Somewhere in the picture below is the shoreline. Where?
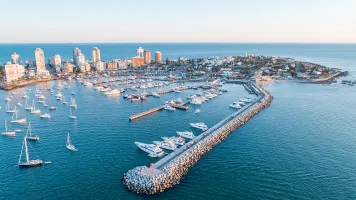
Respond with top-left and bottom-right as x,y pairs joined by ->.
0,77 -> 58,91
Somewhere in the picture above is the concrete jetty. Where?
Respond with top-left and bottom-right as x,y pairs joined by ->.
129,105 -> 165,121
123,82 -> 273,194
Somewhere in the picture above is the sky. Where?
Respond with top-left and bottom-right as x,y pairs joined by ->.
1,0 -> 355,43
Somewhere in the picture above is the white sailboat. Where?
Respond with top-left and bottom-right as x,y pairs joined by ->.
69,107 -> 76,119
11,106 -> 26,124
18,137 -> 43,167
70,97 -> 77,109
6,101 -> 17,113
26,122 -> 39,141
1,119 -> 15,137
66,133 -> 78,151
24,98 -> 33,111
30,99 -> 41,114
62,95 -> 68,104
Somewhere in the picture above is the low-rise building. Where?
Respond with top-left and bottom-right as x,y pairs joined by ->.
106,61 -> 118,71
132,56 -> 145,67
95,61 -> 105,72
4,63 -> 25,83
62,61 -> 73,74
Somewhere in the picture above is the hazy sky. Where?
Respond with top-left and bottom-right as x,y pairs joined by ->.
1,0 -> 355,43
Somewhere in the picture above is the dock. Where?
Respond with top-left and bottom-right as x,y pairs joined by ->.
129,105 -> 165,121
123,82 -> 273,194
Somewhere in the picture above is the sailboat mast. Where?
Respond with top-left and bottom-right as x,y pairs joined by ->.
5,119 -> 7,132
67,133 -> 70,145
24,137 -> 29,163
19,138 -> 24,164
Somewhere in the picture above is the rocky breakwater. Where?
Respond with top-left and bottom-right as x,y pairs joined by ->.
123,83 -> 273,194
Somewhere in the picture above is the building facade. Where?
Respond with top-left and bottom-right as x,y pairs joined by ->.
106,61 -> 118,71
53,54 -> 62,72
95,61 -> 105,72
35,48 -> 46,71
144,50 -> 151,64
132,56 -> 145,67
62,61 -> 73,74
85,62 -> 91,72
4,63 -> 25,83
155,51 -> 162,63
92,47 -> 101,63
137,47 -> 144,57
11,52 -> 19,64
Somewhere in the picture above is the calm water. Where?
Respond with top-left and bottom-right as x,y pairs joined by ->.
0,44 -> 356,200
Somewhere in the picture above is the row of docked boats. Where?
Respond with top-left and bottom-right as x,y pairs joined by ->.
135,122 -> 208,157
229,97 -> 253,109
189,89 -> 224,105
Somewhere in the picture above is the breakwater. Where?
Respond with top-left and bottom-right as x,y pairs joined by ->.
123,82 -> 273,194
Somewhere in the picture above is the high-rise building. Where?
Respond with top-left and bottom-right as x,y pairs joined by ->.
53,54 -> 62,72
132,56 -> 145,67
85,62 -> 91,72
4,62 -> 25,83
11,52 -> 20,64
92,47 -> 101,63
155,51 -> 162,63
73,48 -> 81,65
137,47 -> 144,57
77,53 -> 85,67
35,48 -> 46,71
95,61 -> 105,72
144,50 -> 151,64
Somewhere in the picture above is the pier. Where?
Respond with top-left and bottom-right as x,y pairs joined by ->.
123,81 -> 273,194
129,106 -> 165,121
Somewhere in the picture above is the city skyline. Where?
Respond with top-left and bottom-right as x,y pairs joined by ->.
1,0 -> 356,43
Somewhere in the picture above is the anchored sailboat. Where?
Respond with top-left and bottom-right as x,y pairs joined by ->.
69,107 -> 76,119
66,133 -> 78,151
11,106 -> 26,124
30,99 -> 41,114
70,97 -> 77,109
18,137 -> 43,167
24,98 -> 33,111
6,101 -> 16,113
26,122 -> 39,141
1,119 -> 15,137
62,95 -> 68,104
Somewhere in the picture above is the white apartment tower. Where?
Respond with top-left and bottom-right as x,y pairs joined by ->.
35,48 -> 46,71
137,47 -> 144,57
53,54 -> 62,72
92,47 -> 101,63
11,52 -> 20,64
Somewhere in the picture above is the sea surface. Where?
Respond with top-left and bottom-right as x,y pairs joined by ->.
0,44 -> 356,200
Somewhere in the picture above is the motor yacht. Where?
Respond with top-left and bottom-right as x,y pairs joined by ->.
195,109 -> 201,114
49,106 -> 57,110
135,142 -> 165,157
190,99 -> 202,105
161,136 -> 185,146
164,105 -> 176,111
230,102 -> 242,109
177,131 -> 195,139
104,89 -> 121,96
240,97 -> 252,103
153,140 -> 177,151
151,92 -> 160,98
40,113 -> 50,119
189,122 -> 208,131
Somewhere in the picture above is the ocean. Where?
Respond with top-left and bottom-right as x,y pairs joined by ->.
0,43 -> 356,200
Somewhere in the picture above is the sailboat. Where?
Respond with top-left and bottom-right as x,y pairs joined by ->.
6,101 -> 16,113
30,99 -> 41,114
66,133 -> 78,151
70,97 -> 77,109
68,107 -> 76,119
24,98 -> 33,111
18,137 -> 43,167
26,122 -> 39,141
11,106 -> 26,124
1,119 -> 15,137
62,95 -> 68,104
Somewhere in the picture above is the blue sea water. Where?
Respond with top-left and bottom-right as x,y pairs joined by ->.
0,43 -> 356,200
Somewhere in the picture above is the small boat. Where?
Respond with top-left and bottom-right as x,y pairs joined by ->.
17,102 -> 23,107
71,92 -> 76,95
70,97 -> 78,109
24,98 -> 33,111
11,106 -> 27,124
49,106 -> 57,110
177,131 -> 195,139
164,105 -> 176,111
153,140 -> 177,151
45,161 -> 51,164
66,133 -> 78,151
190,122 -> 208,131
230,102 -> 242,109
18,137 -> 43,168
195,109 -> 201,114
62,95 -> 68,104
43,104 -> 48,107
1,119 -> 16,137
135,142 -> 164,157
40,113 -> 51,119
14,129 -> 22,132
151,92 -> 160,98
6,102 -> 17,113
30,99 -> 41,114
26,122 -> 39,141
161,136 -> 185,146
68,108 -> 76,119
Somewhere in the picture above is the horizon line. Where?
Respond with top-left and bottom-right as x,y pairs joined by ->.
0,42 -> 355,45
